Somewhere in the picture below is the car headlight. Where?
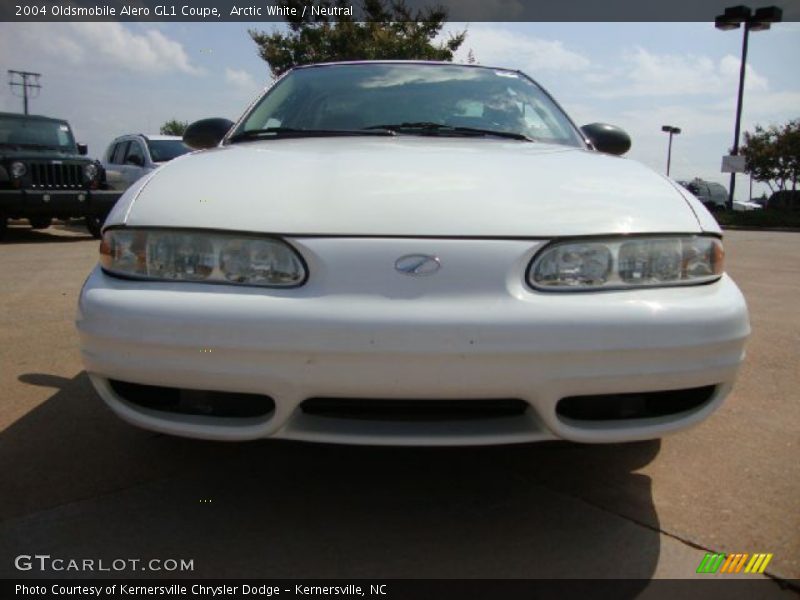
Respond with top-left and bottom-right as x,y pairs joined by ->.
83,163 -> 99,181
528,235 -> 723,291
10,161 -> 27,178
100,228 -> 307,287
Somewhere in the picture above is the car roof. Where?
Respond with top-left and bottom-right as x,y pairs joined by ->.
293,60 -> 518,74
0,111 -> 69,124
111,134 -> 183,143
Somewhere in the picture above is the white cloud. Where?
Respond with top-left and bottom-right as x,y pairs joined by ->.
450,25 -> 590,72
225,67 -> 258,91
0,23 -> 199,75
620,105 -> 732,139
574,89 -> 798,201
589,47 -> 768,98
735,90 -> 800,120
718,55 -> 768,91
609,90 -> 800,148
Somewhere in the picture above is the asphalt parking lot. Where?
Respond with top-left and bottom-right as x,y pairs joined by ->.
0,222 -> 797,589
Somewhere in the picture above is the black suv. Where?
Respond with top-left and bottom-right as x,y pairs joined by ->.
0,112 -> 121,239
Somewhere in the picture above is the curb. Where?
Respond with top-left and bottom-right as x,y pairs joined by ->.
721,225 -> 800,233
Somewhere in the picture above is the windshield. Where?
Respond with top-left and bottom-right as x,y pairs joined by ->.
233,63 -> 584,147
147,139 -> 191,162
0,115 -> 77,151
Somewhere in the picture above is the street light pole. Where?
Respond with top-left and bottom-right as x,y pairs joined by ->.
728,21 -> 750,210
715,5 -> 782,209
667,133 -> 673,176
661,125 -> 681,177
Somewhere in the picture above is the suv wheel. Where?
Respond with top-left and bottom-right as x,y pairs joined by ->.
0,214 -> 7,241
29,217 -> 52,229
85,215 -> 103,239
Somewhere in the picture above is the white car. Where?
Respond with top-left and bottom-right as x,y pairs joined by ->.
733,200 -> 763,211
102,134 -> 190,191
76,62 -> 750,445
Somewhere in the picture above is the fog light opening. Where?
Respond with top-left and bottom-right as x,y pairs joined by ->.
108,380 -> 275,419
556,386 -> 717,423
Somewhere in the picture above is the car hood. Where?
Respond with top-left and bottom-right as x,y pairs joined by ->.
0,148 -> 89,161
120,137 -> 704,237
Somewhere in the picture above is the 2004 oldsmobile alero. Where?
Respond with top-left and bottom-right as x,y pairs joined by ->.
76,61 -> 750,445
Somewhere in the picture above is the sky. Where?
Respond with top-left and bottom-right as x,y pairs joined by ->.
0,21 -> 798,200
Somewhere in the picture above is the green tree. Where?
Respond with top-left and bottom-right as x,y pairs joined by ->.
160,119 -> 189,136
249,0 -> 466,78
741,119 -> 800,194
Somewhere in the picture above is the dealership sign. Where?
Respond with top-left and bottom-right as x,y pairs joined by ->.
721,155 -> 747,173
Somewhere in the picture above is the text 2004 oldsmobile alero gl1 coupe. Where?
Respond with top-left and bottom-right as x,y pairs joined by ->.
76,61 -> 749,445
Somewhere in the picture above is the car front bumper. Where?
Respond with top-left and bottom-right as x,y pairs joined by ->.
0,188 -> 121,219
76,237 -> 750,445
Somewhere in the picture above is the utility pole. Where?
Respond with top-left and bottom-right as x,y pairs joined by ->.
8,70 -> 42,115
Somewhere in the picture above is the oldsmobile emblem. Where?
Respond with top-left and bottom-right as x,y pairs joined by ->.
394,254 -> 441,276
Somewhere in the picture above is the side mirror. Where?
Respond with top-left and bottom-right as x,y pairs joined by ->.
77,143 -> 88,156
183,118 -> 235,150
125,155 -> 144,167
580,123 -> 631,156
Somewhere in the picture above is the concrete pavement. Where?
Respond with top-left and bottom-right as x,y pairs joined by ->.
0,222 -> 797,588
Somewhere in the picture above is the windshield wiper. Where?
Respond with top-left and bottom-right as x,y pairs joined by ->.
228,127 -> 396,143
364,122 -> 533,142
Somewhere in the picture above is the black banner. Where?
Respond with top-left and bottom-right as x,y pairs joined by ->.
4,579 -> 799,600
1,0 -> 799,23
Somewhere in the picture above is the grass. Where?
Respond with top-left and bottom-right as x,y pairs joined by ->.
714,209 -> 800,229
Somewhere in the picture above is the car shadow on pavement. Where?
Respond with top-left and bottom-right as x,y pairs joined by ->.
51,219 -> 98,235
1,371 -> 661,587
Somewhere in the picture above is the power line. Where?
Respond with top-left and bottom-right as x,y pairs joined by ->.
8,70 -> 42,115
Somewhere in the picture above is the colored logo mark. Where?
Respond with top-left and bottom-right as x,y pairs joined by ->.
696,553 -> 773,574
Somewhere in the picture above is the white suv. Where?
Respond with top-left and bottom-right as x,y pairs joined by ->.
102,134 -> 190,191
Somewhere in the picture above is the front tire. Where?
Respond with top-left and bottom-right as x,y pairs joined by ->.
0,214 -> 7,241
85,215 -> 103,239
29,216 -> 52,229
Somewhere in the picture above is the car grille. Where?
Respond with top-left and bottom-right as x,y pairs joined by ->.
301,398 -> 530,422
28,161 -> 84,189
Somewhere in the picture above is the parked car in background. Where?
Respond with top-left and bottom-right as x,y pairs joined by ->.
0,111 -> 119,239
733,200 -> 763,212
79,61 -> 749,446
102,134 -> 190,191
677,178 -> 729,211
767,190 -> 800,211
